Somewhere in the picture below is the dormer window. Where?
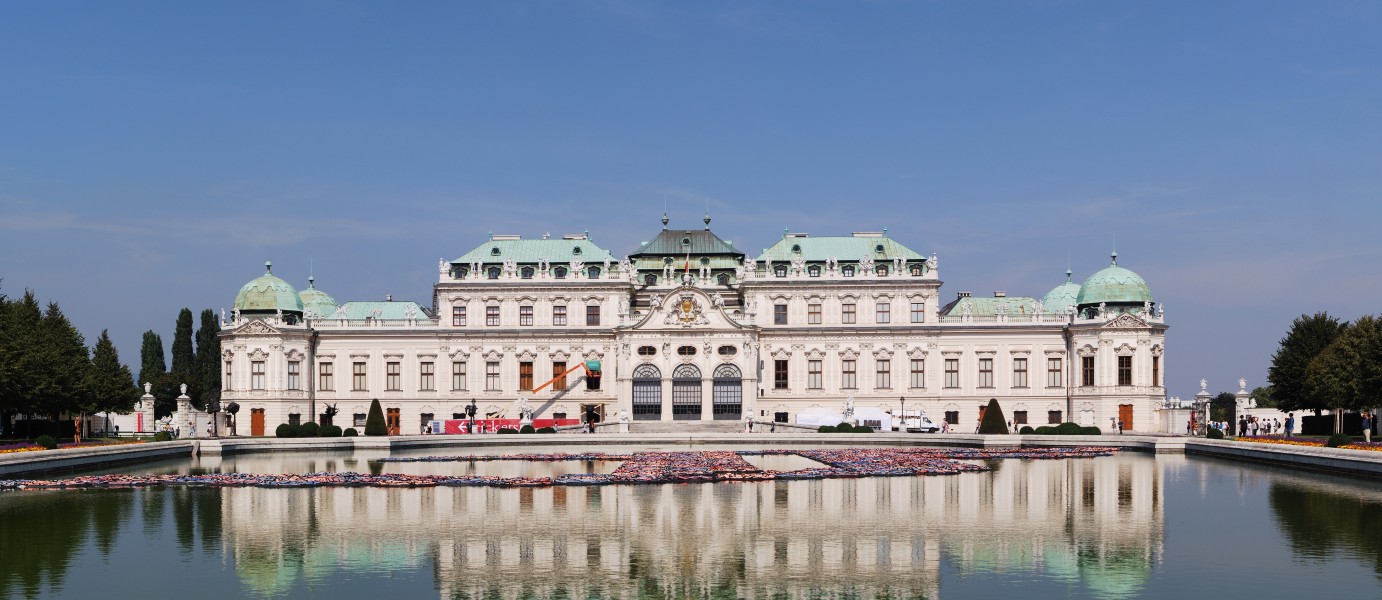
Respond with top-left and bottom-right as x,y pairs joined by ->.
808,265 -> 821,277
774,265 -> 787,278
716,273 -> 729,285
572,246 -> 582,256
681,237 -> 691,247
491,247 -> 501,256
645,273 -> 657,286
874,244 -> 885,253
554,267 -> 567,279
791,244 -> 801,253
663,257 -> 673,265
521,267 -> 534,279
700,256 -> 710,265
487,267 -> 500,280
910,264 -> 923,276
842,265 -> 856,277
587,266 -> 600,279
876,265 -> 889,276
456,267 -> 469,278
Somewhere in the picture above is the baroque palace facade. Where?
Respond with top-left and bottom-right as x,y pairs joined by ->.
219,216 -> 1167,435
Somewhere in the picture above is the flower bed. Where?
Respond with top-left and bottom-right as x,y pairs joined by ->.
1235,436 -> 1382,452
0,440 -> 143,456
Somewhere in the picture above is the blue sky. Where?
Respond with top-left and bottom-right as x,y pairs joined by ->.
2,1 -> 1379,398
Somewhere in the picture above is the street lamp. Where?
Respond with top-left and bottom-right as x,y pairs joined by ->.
899,396 -> 906,432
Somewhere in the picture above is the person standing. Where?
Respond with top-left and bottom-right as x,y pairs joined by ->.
1117,418 -> 1123,435
1363,411 -> 1373,444
1285,413 -> 1294,436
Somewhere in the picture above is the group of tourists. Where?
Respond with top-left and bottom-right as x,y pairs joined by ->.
1237,415 -> 1290,437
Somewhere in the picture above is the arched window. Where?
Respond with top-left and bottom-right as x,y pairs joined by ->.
520,266 -> 534,279
876,265 -> 889,276
808,265 -> 821,277
645,273 -> 657,286
672,364 -> 702,419
874,244 -> 885,253
842,265 -> 856,277
587,266 -> 600,279
716,273 -> 729,285
554,267 -> 567,279
774,265 -> 787,278
456,267 -> 469,278
486,267 -> 501,280
910,264 -> 924,276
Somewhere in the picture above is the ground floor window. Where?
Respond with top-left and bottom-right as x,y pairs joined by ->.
1013,411 -> 1027,425
353,413 -> 366,427
288,413 -> 301,426
774,412 -> 789,423
944,411 -> 959,425
1048,410 -> 1062,424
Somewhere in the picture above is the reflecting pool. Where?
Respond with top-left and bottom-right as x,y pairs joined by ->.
2,446 -> 1380,599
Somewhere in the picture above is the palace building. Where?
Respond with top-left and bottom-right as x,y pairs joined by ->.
219,215 -> 1167,435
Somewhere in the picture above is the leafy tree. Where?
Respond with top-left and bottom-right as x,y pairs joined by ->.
1269,312 -> 1346,414
1210,392 -> 1237,425
364,398 -> 388,436
170,308 -> 198,409
194,309 -> 221,411
1306,315 -> 1382,433
150,372 -> 182,420
138,330 -> 166,388
87,330 -> 139,421
1250,385 -> 1277,409
978,398 -> 1008,434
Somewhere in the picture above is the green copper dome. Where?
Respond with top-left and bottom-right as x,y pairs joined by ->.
233,261 -> 304,313
1076,252 -> 1152,306
298,276 -> 337,319
1041,269 -> 1082,314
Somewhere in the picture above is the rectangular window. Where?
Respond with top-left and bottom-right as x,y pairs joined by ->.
287,360 -> 300,391
318,362 -> 333,391
909,359 -> 925,388
875,359 -> 891,389
386,361 -> 401,391
978,358 -> 993,388
774,359 -> 789,390
841,303 -> 857,324
807,360 -> 822,389
224,361 -> 233,390
451,361 -> 466,391
486,306 -> 500,326
452,306 -> 465,326
519,361 -> 534,391
1013,358 -> 1028,388
485,361 -> 501,391
552,361 -> 567,390
352,362 -> 367,391
1152,356 -> 1160,387
842,359 -> 857,389
586,305 -> 600,326
910,302 -> 925,323
353,413 -> 366,428
1048,410 -> 1062,424
1118,355 -> 1133,386
519,305 -> 533,326
251,361 -> 265,390
1047,358 -> 1062,388
774,304 -> 788,325
944,359 -> 959,389
288,413 -> 300,426
553,305 -> 567,326
419,362 -> 435,391
808,303 -> 822,324
944,411 -> 959,425
875,302 -> 890,324
1014,411 -> 1028,425
1082,356 -> 1095,387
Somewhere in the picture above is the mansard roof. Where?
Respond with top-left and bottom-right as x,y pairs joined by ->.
939,294 -> 1041,317
451,236 -> 617,265
757,232 -> 926,263
328,301 -> 433,321
630,228 -> 744,257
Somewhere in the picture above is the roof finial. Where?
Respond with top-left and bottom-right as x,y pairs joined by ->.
783,227 -> 789,238
265,260 -> 272,274
308,275 -> 315,288
703,212 -> 711,230
1111,233 -> 1118,265
661,212 -> 669,229
488,231 -> 493,241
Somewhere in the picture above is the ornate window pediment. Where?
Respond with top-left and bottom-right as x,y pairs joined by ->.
907,347 -> 928,359
448,348 -> 469,360
1077,345 -> 1097,357
1114,343 -> 1135,356
517,350 -> 537,361
839,348 -> 859,360
1151,344 -> 1164,357
248,348 -> 269,361
483,349 -> 504,361
285,349 -> 304,360
873,348 -> 893,359
806,348 -> 825,360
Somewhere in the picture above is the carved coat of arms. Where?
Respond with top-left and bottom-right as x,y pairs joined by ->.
664,295 -> 709,327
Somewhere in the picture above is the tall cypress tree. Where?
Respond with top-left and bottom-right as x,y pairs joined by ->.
194,309 -> 221,410
170,308 -> 198,408
139,330 -> 166,387
88,330 -> 139,418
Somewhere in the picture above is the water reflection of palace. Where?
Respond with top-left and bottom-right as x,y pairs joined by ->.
214,454 -> 1165,599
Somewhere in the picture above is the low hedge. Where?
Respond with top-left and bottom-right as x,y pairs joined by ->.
1018,426 -> 1035,435
343,428 -> 359,437
1207,428 -> 1224,439
519,425 -> 536,434
298,422 -> 321,438
153,431 -> 173,442
34,435 -> 57,450
1030,423 -> 1101,436
535,427 -> 556,434
1326,433 -> 1354,448
818,425 -> 836,433
320,425 -> 343,438
496,428 -> 519,434
275,423 -> 299,438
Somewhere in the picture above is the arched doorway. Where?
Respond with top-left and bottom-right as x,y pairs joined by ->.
632,363 -> 662,420
712,364 -> 742,420
672,364 -> 702,420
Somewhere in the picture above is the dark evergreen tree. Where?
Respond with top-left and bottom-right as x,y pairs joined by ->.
5,292 -> 46,426
1269,312 -> 1346,414
170,308 -> 198,408
1211,392 -> 1237,426
194,309 -> 221,411
39,301 -> 91,424
138,330 -> 166,387
0,286 -> 12,437
87,330 -> 139,421
365,398 -> 388,436
978,398 -> 1008,434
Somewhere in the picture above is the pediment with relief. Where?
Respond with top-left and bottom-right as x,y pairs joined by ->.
1104,313 -> 1150,329
234,319 -> 280,336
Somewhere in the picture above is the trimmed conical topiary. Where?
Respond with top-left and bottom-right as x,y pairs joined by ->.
364,398 -> 388,436
978,398 -> 1009,434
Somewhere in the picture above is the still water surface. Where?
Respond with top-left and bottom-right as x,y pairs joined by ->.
1,446 -> 1379,599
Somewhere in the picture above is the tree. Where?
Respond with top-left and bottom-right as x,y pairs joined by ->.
1306,315 -> 1382,433
85,330 -> 139,436
39,302 -> 91,440
4,292 -> 46,429
1250,386 -> 1278,409
139,330 -> 166,388
364,398 -> 388,436
170,308 -> 198,409
194,309 -> 221,411
1211,392 -> 1237,425
978,398 -> 1008,434
1269,312 -> 1346,414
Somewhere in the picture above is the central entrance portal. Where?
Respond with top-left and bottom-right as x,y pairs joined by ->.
672,364 -> 702,420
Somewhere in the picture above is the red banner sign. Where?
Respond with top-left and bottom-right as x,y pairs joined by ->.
440,419 -> 580,434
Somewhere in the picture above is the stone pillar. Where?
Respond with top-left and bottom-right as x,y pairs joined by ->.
701,371 -> 714,421
661,377 -> 672,421
176,384 -> 194,438
137,383 -> 156,433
